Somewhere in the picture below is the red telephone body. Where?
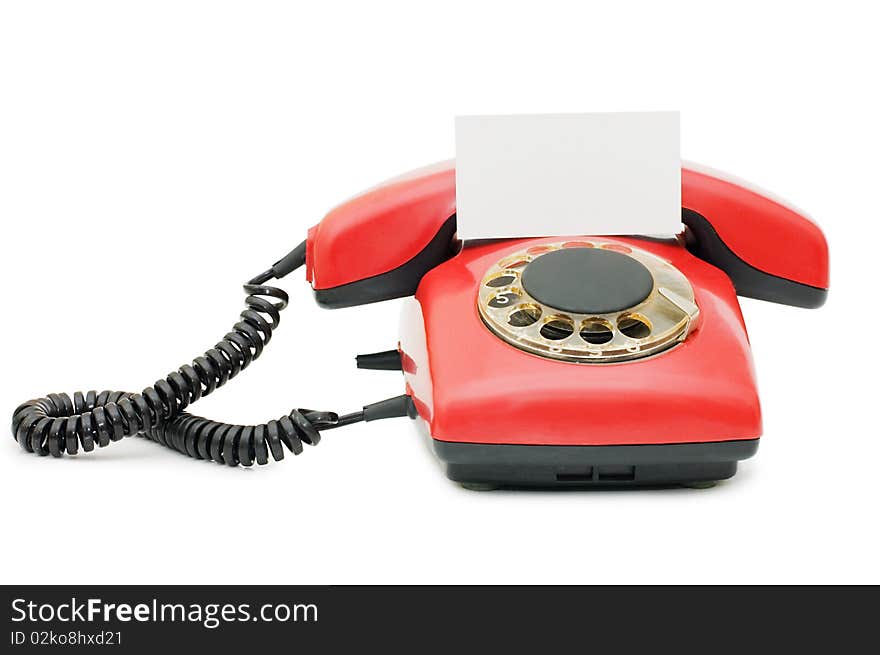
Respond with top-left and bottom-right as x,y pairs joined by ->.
306,161 -> 828,487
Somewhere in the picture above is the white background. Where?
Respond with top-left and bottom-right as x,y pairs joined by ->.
1,1 -> 877,585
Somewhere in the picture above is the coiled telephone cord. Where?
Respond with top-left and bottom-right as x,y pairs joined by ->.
11,242 -> 409,467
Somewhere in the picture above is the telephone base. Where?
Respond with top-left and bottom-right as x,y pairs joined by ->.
433,439 -> 758,489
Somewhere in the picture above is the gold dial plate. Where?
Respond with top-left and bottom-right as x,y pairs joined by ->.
477,240 -> 700,363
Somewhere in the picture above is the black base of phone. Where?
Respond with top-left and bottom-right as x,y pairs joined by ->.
432,438 -> 759,489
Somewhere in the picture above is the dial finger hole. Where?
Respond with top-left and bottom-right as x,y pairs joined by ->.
508,304 -> 541,327
562,241 -> 594,248
601,243 -> 632,254
486,273 -> 517,288
488,291 -> 521,308
579,318 -> 614,345
617,313 -> 652,339
527,245 -> 556,256
540,316 -> 574,340
498,256 -> 530,269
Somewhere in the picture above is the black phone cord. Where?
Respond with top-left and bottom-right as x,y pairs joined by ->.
11,241 -> 411,467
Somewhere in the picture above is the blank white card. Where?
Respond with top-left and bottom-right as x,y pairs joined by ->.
454,112 -> 681,240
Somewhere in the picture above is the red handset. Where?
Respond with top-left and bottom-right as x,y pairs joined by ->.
307,160 -> 828,308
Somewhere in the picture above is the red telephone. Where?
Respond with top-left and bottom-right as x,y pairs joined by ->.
13,160 -> 829,489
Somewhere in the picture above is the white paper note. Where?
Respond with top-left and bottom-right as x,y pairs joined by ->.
454,112 -> 681,240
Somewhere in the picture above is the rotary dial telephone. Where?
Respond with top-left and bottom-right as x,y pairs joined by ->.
12,161 -> 829,488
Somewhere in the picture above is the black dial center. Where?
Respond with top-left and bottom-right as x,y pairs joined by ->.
521,248 -> 654,314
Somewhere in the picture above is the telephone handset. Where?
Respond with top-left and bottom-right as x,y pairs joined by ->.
306,161 -> 827,308
12,160 -> 829,488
